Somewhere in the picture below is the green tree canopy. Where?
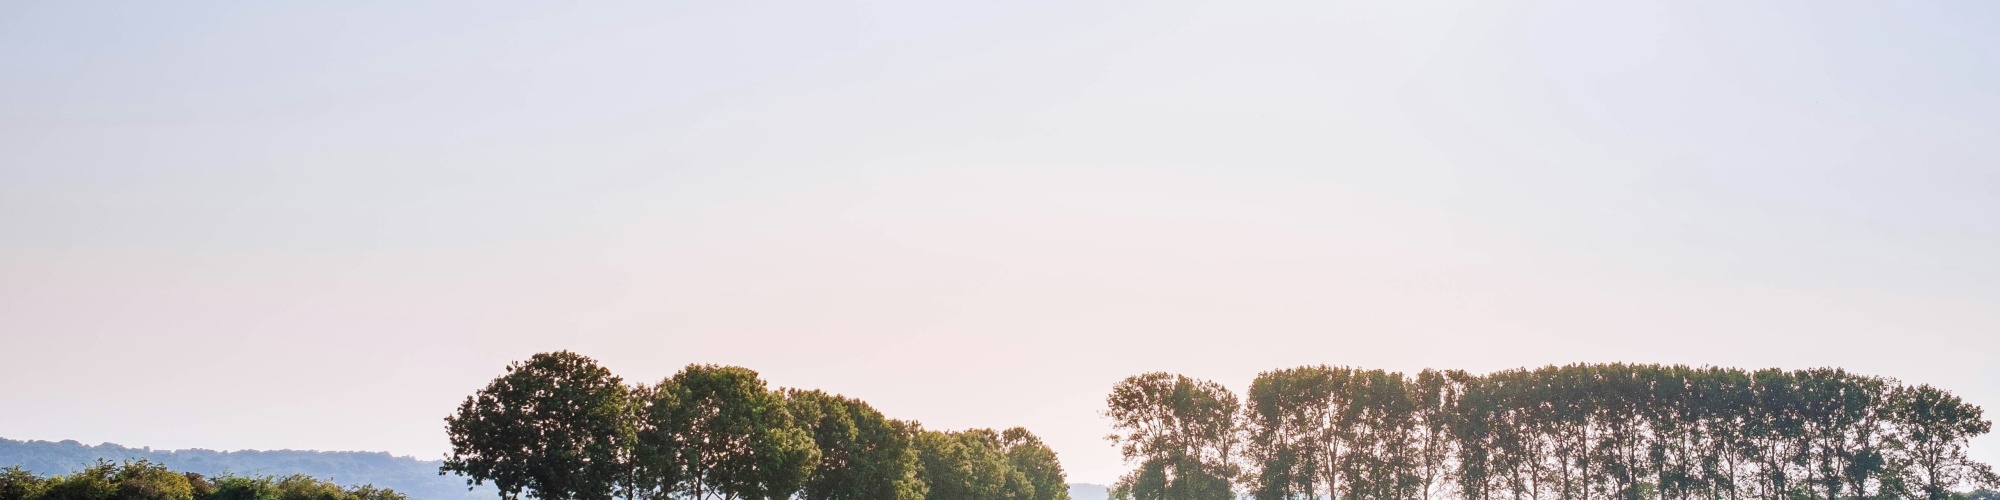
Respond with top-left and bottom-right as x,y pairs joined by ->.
638,364 -> 817,500
437,353 -> 1067,500
1125,364 -> 1999,500
1001,427 -> 1073,500
784,389 -> 926,500
442,351 -> 634,500
1893,384 -> 1999,500
914,428 -> 1060,500
1105,373 -> 1240,500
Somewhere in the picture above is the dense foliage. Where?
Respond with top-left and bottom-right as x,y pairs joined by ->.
1106,364 -> 1997,500
443,352 -> 634,500
443,351 -> 1070,500
783,390 -> 924,500
0,459 -> 405,500
0,439 -> 490,500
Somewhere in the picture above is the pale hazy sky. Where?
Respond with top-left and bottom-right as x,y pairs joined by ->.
4,0 -> 1999,486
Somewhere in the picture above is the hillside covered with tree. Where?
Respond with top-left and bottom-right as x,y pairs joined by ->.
1105,364 -> 1997,500
0,439 -> 488,500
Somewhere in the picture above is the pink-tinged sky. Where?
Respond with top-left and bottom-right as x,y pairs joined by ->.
4,0 -> 2000,486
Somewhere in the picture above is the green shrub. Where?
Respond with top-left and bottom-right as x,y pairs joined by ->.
0,463 -> 399,500
1,467 -> 49,500
37,461 -> 116,500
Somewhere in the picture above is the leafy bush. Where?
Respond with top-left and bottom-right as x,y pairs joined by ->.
0,461 -> 400,500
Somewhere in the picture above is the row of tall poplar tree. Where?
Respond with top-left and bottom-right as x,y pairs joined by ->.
442,352 -> 1070,500
1104,364 -> 1995,500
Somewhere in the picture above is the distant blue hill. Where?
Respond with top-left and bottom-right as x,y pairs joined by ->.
0,438 -> 491,499
1067,483 -> 1110,500
5,437 -> 1112,500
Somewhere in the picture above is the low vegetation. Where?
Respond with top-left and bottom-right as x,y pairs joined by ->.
0,439 -> 487,499
0,459 -> 404,500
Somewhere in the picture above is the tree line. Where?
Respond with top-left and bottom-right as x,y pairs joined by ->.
442,351 -> 1070,500
0,438 -> 492,499
0,459 -> 406,500
1104,364 -> 1997,500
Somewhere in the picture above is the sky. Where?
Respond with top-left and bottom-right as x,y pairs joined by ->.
3,0 -> 1999,486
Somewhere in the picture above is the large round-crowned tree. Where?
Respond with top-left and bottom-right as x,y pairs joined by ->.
442,351 -> 634,500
